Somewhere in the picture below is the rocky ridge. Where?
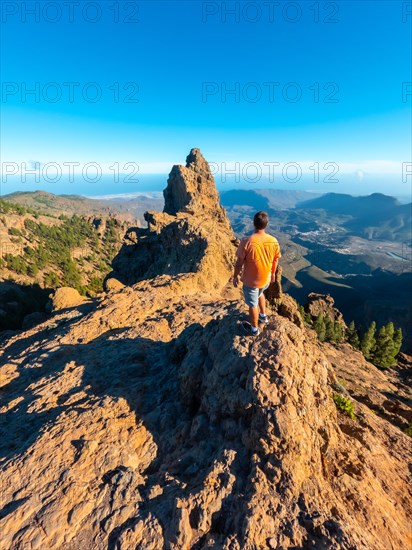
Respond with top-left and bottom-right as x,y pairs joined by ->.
2,190 -> 163,225
0,149 -> 411,550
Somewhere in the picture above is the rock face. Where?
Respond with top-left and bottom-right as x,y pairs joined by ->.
0,149 -> 411,550
0,281 -> 49,331
264,265 -> 283,308
108,148 -> 236,290
306,292 -> 347,328
163,148 -> 227,222
22,311 -> 48,330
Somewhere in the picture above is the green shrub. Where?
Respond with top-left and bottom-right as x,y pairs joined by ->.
43,271 -> 60,288
333,393 -> 356,420
297,305 -> 312,326
27,264 -> 39,277
87,275 -> 104,293
5,253 -> 27,274
24,219 -> 38,231
372,323 -> 402,369
403,422 -> 412,437
356,321 -> 403,368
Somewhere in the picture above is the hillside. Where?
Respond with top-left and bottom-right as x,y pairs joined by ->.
4,191 -> 120,217
0,199 -> 130,330
0,149 -> 411,549
3,190 -> 164,227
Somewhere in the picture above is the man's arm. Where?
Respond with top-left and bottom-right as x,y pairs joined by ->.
270,258 -> 279,283
270,243 -> 281,282
233,257 -> 244,287
233,239 -> 246,287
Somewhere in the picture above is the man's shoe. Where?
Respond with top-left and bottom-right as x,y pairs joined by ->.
241,321 -> 260,336
259,313 -> 269,324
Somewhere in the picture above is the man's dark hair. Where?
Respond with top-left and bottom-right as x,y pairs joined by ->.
253,211 -> 269,230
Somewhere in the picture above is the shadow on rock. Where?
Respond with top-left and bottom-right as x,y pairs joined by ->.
76,318 -> 254,548
1,312 -> 255,547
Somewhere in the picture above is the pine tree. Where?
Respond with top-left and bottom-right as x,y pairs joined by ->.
298,304 -> 312,326
298,304 -> 306,322
313,314 -> 326,342
334,321 -> 343,344
393,328 -> 403,356
346,320 -> 360,349
373,322 -> 402,369
361,321 -> 376,359
325,316 -> 335,342
304,311 -> 312,325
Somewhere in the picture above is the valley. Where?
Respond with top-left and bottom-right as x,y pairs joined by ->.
221,189 -> 412,349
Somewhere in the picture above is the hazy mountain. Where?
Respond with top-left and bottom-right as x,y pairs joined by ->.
297,192 -> 412,241
297,192 -> 400,214
3,190 -> 164,226
221,189 -> 320,210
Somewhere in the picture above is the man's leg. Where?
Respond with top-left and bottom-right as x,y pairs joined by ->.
258,292 -> 266,316
243,285 -> 260,334
249,306 -> 259,328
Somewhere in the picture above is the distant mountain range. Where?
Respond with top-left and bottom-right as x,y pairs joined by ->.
221,189 -> 320,211
7,189 -> 410,240
221,190 -> 411,243
297,193 -> 412,242
3,190 -> 164,226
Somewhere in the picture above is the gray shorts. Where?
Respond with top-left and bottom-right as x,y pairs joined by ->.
243,282 -> 270,308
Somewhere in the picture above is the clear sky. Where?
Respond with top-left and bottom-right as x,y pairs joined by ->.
1,0 -> 411,196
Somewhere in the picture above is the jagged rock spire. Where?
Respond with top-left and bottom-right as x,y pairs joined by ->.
108,148 -> 236,287
185,147 -> 211,174
163,148 -> 226,220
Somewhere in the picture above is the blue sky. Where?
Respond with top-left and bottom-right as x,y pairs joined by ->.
1,1 -> 411,196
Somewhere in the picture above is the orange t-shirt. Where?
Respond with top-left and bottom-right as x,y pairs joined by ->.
236,232 -> 281,288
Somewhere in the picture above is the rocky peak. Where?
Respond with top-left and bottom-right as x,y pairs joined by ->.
108,149 -> 235,289
185,147 -> 210,173
163,148 -> 227,221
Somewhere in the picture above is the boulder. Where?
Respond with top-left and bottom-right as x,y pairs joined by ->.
104,277 -> 125,292
50,287 -> 86,311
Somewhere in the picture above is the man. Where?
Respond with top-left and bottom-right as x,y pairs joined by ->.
233,211 -> 281,336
